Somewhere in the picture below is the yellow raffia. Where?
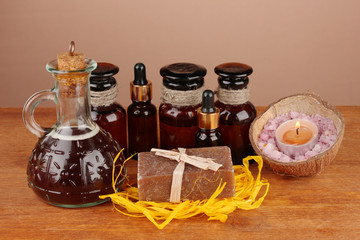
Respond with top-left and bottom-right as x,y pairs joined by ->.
99,155 -> 270,230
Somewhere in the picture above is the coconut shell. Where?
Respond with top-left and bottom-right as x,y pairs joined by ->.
249,93 -> 345,177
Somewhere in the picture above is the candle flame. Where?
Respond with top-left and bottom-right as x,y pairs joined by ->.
295,121 -> 300,135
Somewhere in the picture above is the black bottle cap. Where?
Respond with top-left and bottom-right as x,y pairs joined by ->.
133,63 -> 148,86
90,62 -> 119,91
214,62 -> 253,90
131,63 -> 152,102
201,90 -> 215,113
160,63 -> 206,91
198,89 -> 220,129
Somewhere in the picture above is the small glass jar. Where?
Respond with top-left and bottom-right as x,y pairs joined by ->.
214,62 -> 257,165
159,63 -> 206,150
90,62 -> 127,155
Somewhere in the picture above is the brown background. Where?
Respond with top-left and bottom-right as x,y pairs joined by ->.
1,0 -> 359,108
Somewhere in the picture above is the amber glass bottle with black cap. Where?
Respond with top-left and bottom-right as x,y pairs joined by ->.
159,63 -> 206,150
195,90 -> 222,147
214,62 -> 256,165
128,63 -> 157,159
90,62 -> 127,154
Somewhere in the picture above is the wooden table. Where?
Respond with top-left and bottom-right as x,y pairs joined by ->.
0,107 -> 359,239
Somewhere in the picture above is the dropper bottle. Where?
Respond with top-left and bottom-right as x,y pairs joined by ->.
195,90 -> 222,148
128,63 -> 158,159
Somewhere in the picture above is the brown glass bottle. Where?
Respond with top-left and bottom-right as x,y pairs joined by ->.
128,63 -> 158,159
159,63 -> 206,150
214,63 -> 257,165
90,63 -> 127,155
195,90 -> 222,148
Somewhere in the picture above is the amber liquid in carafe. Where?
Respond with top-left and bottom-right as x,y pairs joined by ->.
27,127 -> 124,207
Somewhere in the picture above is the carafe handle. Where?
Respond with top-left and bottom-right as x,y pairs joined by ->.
22,89 -> 56,138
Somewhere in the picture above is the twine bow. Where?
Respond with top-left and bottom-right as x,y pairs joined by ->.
151,148 -> 223,203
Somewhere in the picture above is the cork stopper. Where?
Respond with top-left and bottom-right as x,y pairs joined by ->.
53,42 -> 90,98
57,41 -> 85,71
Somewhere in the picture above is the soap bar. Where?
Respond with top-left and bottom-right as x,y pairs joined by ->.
138,146 -> 235,202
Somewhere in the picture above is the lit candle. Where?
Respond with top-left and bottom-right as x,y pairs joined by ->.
275,119 -> 318,158
282,121 -> 313,145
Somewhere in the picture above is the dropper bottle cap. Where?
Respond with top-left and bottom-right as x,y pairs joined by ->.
197,90 -> 220,129
130,63 -> 152,101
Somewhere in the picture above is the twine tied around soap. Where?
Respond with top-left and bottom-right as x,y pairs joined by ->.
151,148 -> 223,203
160,86 -> 204,106
216,87 -> 249,105
90,85 -> 118,107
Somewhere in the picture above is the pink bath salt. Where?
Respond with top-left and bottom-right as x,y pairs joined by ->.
303,115 -> 313,121
312,143 -> 322,153
264,122 -> 278,131
322,119 -> 336,134
259,132 -> 270,141
319,134 -> 326,141
258,141 -> 266,150
269,150 -> 282,160
328,125 -> 337,135
330,134 -> 337,142
277,114 -> 291,124
323,117 -> 334,125
312,114 -> 322,121
317,125 -> 325,135
267,138 -> 276,146
305,151 -> 318,158
290,111 -> 301,119
262,129 -> 275,139
319,134 -> 333,145
279,154 -> 291,162
270,131 -> 276,139
262,142 -> 276,155
324,129 -> 337,137
317,123 -> 329,135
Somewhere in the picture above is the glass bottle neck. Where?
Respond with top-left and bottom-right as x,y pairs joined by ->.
54,74 -> 96,130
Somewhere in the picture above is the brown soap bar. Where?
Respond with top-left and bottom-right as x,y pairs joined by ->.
57,52 -> 85,71
138,146 -> 235,202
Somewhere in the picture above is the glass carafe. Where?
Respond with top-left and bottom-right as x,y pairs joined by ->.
23,58 -> 126,208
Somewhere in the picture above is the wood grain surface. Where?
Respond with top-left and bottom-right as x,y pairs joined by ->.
0,107 -> 359,240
